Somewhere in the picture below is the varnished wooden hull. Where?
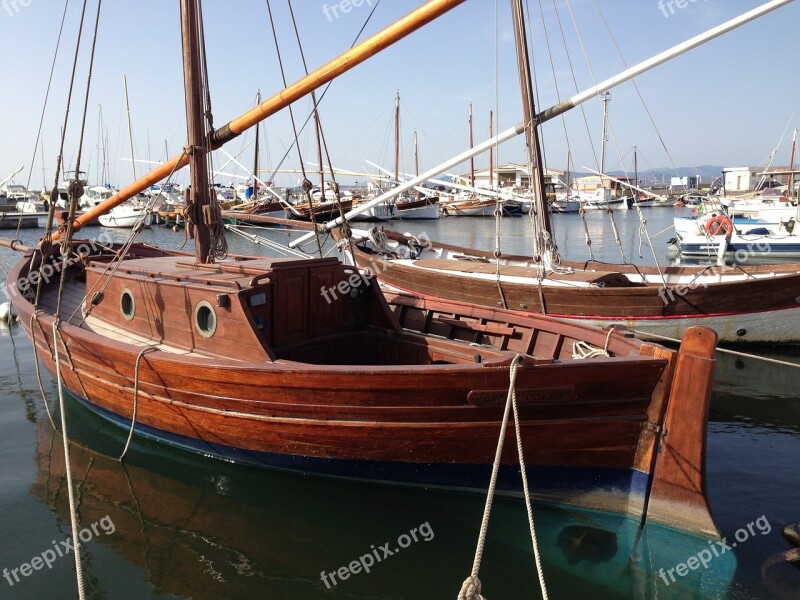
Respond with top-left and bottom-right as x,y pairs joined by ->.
8,242 -> 720,536
344,230 -> 800,343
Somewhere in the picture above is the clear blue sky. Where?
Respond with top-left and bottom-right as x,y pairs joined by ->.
0,0 -> 798,190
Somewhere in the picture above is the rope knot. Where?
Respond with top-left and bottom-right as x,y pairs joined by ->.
68,180 -> 84,201
457,576 -> 485,600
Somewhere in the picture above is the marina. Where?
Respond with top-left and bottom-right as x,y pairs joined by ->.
0,0 -> 798,599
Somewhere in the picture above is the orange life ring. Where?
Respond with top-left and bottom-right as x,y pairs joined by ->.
705,215 -> 733,236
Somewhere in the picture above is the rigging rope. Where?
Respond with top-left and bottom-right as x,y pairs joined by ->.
18,0 -> 71,240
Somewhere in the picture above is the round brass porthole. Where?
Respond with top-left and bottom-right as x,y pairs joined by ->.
194,301 -> 217,338
120,289 -> 135,321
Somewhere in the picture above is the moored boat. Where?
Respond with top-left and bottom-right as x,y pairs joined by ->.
7,238 -> 721,538
3,0 -> 730,543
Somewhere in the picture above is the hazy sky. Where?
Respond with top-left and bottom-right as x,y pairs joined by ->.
0,0 -> 798,190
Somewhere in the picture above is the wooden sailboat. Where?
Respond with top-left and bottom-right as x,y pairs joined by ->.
366,94 -> 440,220
5,0 -> 723,541
333,0 -> 800,344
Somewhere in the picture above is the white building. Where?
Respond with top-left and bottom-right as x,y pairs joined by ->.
722,167 -> 753,192
458,163 -> 564,189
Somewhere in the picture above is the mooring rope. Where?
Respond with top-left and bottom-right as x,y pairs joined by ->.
29,313 -> 56,429
458,355 -> 548,600
631,330 -> 800,369
119,346 -> 157,461
52,319 -> 86,600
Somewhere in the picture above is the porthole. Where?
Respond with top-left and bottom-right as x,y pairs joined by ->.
120,289 -> 135,321
194,301 -> 217,338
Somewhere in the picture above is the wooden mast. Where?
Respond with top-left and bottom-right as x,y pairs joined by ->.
510,0 -> 552,237
50,0 -> 468,240
180,0 -> 212,263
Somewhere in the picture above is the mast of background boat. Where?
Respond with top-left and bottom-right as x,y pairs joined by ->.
394,91 -> 401,190
53,0 -> 793,244
253,90 -> 261,202
414,130 -> 420,201
181,0 -> 212,263
510,0 -> 553,258
468,101 -> 475,192
314,97 -> 325,205
566,150 -> 571,200
48,0 -> 469,240
123,75 -> 137,181
488,111 -> 494,191
599,91 -> 610,179
788,129 -> 796,201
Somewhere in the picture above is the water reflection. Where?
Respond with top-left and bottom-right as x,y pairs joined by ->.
28,394 -> 736,599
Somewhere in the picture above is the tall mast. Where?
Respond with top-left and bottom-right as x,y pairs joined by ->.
394,91 -> 400,187
634,144 -> 638,199
253,90 -> 261,200
488,110 -> 494,189
468,101 -> 475,188
180,0 -> 212,263
123,76 -> 137,181
510,0 -> 552,236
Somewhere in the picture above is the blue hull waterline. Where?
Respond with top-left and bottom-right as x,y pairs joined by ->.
68,390 -> 651,503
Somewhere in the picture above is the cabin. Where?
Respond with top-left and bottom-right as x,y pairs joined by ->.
77,252 -> 512,367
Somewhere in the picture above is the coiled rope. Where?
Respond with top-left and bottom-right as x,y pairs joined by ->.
458,355 -> 548,600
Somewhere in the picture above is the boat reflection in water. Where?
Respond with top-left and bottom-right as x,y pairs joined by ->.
32,396 -> 735,600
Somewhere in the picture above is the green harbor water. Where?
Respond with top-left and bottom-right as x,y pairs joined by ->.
0,209 -> 798,599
